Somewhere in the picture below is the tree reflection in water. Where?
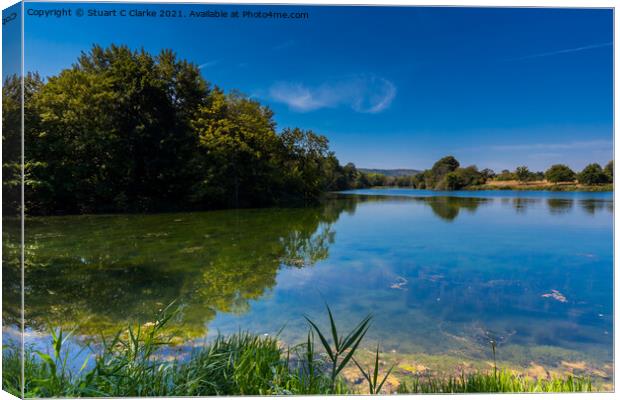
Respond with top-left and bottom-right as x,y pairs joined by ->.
4,201 -> 358,340
3,193 -> 612,345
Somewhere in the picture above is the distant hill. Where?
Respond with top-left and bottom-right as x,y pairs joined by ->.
359,168 -> 421,177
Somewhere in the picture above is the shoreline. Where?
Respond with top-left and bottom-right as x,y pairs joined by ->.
348,346 -> 613,393
467,180 -> 613,192
367,184 -> 613,193
5,328 -> 612,395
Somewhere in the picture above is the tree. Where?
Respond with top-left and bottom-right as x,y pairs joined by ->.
339,163 -> 359,189
420,156 -> 461,189
278,127 -> 337,200
480,168 -> 496,180
544,164 -> 576,183
18,44 -> 366,215
28,45 -> 210,213
495,170 -> 515,181
193,89 -> 282,207
604,160 -> 613,182
440,172 -> 465,190
578,163 -> 610,185
436,165 -> 485,190
515,166 -> 531,182
432,156 -> 460,174
458,165 -> 486,186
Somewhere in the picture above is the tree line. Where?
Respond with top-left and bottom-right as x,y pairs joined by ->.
2,45 -> 612,215
378,156 -> 613,190
2,45 -> 375,215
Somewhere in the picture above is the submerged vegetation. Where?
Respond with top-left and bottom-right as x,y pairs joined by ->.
2,305 -> 594,397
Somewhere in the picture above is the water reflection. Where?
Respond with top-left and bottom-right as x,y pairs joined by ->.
329,194 -> 490,221
426,197 -> 488,221
3,192 -> 613,356
547,199 -> 574,214
4,202 -> 354,339
580,199 -> 614,215
512,198 -> 539,213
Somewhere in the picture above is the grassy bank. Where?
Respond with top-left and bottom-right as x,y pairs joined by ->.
2,305 -> 594,397
468,180 -> 613,192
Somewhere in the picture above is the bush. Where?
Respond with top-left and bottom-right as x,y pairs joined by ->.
495,170 -> 516,181
545,164 -> 576,183
515,166 -> 532,182
604,160 -> 613,182
578,163 -> 610,185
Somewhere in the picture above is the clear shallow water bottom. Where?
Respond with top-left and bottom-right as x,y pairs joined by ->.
3,189 -> 614,377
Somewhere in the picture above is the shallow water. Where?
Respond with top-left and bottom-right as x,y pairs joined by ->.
2,189 -> 613,372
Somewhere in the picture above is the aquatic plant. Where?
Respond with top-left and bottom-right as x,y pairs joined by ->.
396,369 -> 591,393
304,304 -> 372,390
353,344 -> 395,394
1,304 -> 594,397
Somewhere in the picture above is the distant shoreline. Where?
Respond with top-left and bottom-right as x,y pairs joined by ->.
467,180 -> 613,192
367,181 -> 613,193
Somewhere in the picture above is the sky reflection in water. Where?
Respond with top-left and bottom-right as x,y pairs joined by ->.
2,189 -> 613,370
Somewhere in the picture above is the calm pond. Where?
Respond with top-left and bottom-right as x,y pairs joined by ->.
3,189 -> 613,374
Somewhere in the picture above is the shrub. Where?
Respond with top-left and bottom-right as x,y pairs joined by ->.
545,164 -> 576,183
578,163 -> 610,185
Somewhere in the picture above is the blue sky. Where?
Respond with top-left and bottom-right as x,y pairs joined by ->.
23,3 -> 613,171
3,2 -> 21,78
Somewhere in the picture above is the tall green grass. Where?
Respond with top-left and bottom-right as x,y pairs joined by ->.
2,304 -> 593,397
397,370 -> 591,393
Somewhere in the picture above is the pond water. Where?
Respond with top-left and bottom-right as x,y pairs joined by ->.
2,189 -> 614,373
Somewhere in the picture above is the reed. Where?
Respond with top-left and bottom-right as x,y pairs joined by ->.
396,369 -> 592,393
2,304 -> 594,397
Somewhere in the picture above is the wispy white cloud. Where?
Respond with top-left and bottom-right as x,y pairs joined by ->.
268,75 -> 396,113
486,140 -> 612,151
510,42 -> 612,61
198,60 -> 219,69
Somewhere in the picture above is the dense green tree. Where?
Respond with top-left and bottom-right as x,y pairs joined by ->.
192,89 -> 281,207
604,160 -> 613,182
457,165 -> 486,186
3,73 -> 45,215
26,45 -> 210,214
11,44 -> 610,216
414,171 -> 428,189
578,163 -> 610,185
278,127 -> 339,200
515,166 -> 531,182
3,45 -> 372,215
495,170 -> 515,181
425,155 -> 459,188
394,175 -> 414,187
330,162 -> 354,190
2,75 -> 23,216
435,165 -> 485,190
544,164 -> 576,183
480,168 -> 495,180
409,156 -> 486,191
432,156 -> 460,176
438,172 -> 464,190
